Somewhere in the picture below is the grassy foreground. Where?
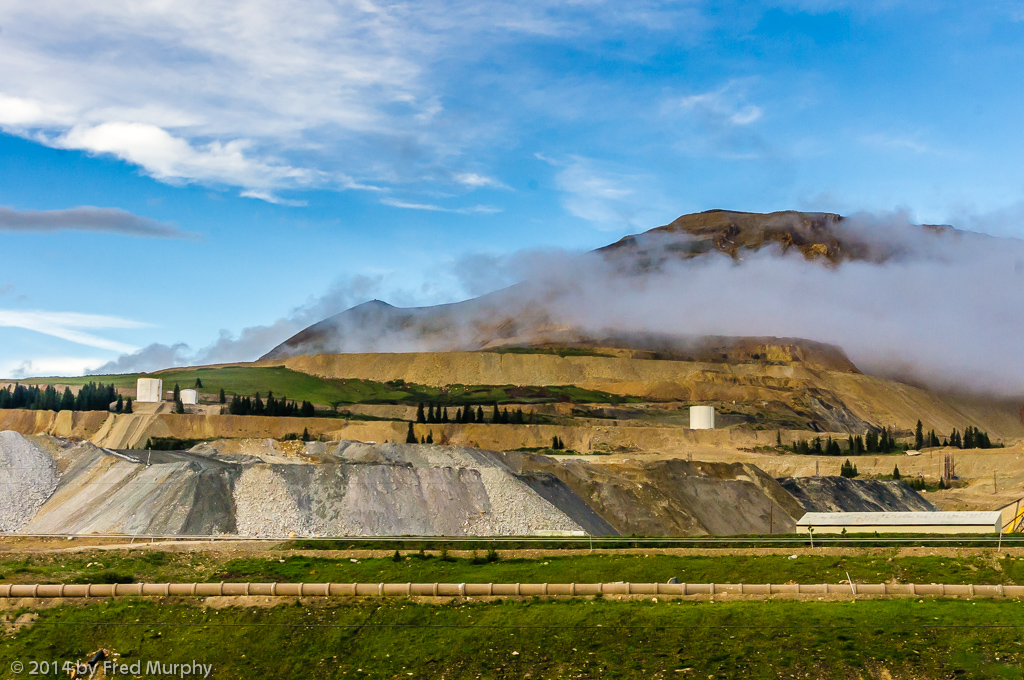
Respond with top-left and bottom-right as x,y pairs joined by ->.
4,550 -> 1024,588
1,598 -> 1022,679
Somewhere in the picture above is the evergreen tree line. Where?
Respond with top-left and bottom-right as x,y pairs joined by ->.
227,391 -> 316,418
789,431 -> 899,456
0,383 -> 125,412
786,420 -> 999,455
415,402 -> 534,425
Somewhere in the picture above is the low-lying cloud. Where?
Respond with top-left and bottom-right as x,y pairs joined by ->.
89,275 -> 384,374
0,206 -> 192,239
91,211 -> 1024,398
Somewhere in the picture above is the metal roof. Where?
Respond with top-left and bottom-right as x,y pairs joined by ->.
797,511 -> 1001,527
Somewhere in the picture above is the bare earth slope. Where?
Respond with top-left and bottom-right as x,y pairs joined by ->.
778,476 -> 938,513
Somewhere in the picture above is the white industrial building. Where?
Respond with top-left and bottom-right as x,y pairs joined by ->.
689,405 -> 715,430
797,511 -> 1002,535
136,378 -> 163,403
179,389 -> 199,405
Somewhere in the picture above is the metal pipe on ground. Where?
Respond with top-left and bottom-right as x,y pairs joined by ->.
1,582 -> 1022,599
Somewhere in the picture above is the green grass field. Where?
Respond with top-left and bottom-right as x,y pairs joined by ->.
14,365 -> 637,407
1,598 -> 1021,679
2,550 -> 1023,589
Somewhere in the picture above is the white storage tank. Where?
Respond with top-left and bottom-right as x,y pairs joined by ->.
180,389 -> 199,405
136,378 -> 163,403
689,405 -> 715,430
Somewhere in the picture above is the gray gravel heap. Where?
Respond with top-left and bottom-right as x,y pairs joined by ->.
0,431 -> 58,531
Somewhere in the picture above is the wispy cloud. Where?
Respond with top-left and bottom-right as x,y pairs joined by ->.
380,198 -> 501,214
861,132 -> 930,154
453,173 -> 509,189
0,206 -> 193,239
0,309 -> 148,353
539,154 -> 669,231
678,90 -> 762,127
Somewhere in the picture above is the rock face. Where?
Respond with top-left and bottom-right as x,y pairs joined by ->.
777,476 -> 937,513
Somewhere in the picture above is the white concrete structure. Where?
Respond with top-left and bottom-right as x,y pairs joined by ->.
180,389 -> 198,405
797,511 -> 1001,535
136,378 -> 163,403
689,405 -> 715,430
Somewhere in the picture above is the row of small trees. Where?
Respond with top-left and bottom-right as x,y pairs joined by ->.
226,391 -> 316,418
416,403 -> 534,425
0,383 -> 124,412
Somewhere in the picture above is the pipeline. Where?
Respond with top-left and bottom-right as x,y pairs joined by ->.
0,582 -> 1022,599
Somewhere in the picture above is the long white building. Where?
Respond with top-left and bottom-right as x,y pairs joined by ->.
797,511 -> 1002,535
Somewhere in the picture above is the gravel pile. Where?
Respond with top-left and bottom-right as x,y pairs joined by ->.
0,431 -> 58,531
467,468 -> 583,535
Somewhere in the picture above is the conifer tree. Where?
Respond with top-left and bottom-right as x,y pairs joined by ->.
406,422 -> 417,444
116,395 -> 124,413
173,383 -> 181,402
301,427 -> 310,442
492,403 -> 500,424
893,464 -> 901,480
195,378 -> 203,389
476,406 -> 484,423
442,407 -> 449,423
915,420 -> 924,451
124,397 -> 133,414
426,431 -> 433,444
60,387 -> 75,412
416,403 -> 426,423
219,388 -> 226,404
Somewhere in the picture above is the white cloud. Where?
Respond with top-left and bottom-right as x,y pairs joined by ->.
380,198 -> 501,214
0,309 -> 148,353
454,173 -> 509,189
0,356 -> 108,379
0,1 -> 714,202
56,123 -> 317,191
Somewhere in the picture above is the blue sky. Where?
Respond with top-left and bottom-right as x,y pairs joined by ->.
2,1 -> 1024,377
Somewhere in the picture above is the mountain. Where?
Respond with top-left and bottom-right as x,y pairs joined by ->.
262,209 -> 952,362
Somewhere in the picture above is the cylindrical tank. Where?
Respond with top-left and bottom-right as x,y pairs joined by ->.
136,378 -> 163,403
179,389 -> 199,405
689,405 -> 715,430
